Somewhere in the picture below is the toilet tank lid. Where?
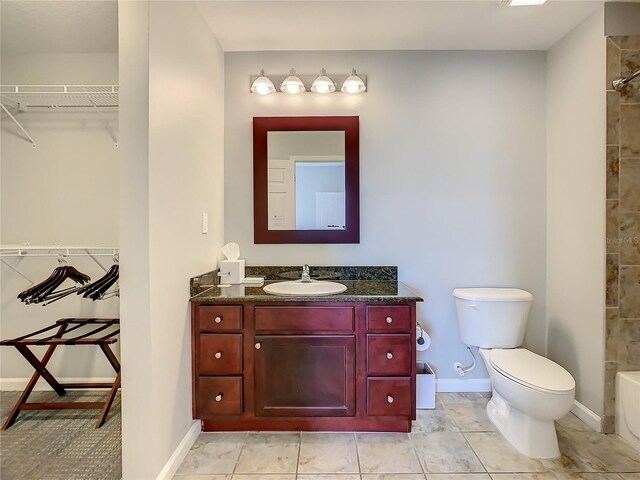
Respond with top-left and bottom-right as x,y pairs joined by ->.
453,288 -> 533,302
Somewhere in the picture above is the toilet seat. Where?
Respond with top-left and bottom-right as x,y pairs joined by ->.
487,348 -> 575,394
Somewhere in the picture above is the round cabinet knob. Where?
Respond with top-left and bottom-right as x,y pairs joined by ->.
386,352 -> 393,360
386,316 -> 393,324
255,342 -> 262,350
214,351 -> 222,359
214,316 -> 222,324
387,395 -> 394,404
215,393 -> 223,402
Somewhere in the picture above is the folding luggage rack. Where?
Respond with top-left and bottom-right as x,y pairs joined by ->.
0,318 -> 121,430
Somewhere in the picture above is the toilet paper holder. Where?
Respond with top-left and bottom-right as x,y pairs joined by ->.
416,322 -> 430,352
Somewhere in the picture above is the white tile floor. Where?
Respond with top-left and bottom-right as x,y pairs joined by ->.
173,393 -> 640,480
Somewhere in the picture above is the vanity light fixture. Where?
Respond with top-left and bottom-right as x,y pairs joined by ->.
250,68 -> 367,95
311,68 -> 336,94
280,68 -> 306,94
341,68 -> 366,94
498,0 -> 547,5
250,69 -> 276,95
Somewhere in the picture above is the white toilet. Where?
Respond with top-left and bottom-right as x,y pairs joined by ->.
453,288 -> 575,459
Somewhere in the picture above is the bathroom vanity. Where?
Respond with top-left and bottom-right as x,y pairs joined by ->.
190,267 -> 423,432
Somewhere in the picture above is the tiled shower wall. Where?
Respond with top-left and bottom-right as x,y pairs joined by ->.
605,35 -> 640,434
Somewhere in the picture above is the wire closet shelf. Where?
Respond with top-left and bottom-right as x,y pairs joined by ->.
0,246 -> 119,284
1,85 -> 119,108
0,85 -> 119,148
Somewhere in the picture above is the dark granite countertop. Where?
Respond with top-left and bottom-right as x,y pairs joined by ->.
190,266 -> 423,303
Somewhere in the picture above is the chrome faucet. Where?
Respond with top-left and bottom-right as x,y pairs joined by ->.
301,264 -> 312,283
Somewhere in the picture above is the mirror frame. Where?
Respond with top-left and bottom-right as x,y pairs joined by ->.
253,116 -> 360,244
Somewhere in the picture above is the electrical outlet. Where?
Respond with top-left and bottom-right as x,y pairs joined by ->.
202,213 -> 208,234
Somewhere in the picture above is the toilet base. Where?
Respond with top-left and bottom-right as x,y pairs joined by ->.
486,391 -> 561,459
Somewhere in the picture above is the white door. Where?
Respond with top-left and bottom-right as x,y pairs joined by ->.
268,159 -> 295,230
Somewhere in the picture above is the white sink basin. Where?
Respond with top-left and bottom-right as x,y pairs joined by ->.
263,280 -> 347,297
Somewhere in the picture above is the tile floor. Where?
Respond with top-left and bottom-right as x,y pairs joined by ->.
174,393 -> 640,480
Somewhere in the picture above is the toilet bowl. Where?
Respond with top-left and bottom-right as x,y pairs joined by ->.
480,348 -> 575,459
453,288 -> 576,459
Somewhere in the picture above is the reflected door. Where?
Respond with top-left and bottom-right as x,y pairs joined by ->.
267,159 -> 295,230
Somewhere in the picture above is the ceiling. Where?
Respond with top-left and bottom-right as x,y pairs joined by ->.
0,0 -> 604,54
195,0 -> 603,51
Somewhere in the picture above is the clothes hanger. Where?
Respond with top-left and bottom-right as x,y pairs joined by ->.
64,266 -> 91,283
21,266 -> 67,303
77,264 -> 118,298
18,265 -> 64,301
27,259 -> 91,304
30,266 -> 72,303
87,272 -> 119,300
75,255 -> 119,301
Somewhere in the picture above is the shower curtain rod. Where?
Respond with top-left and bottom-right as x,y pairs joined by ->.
612,69 -> 640,91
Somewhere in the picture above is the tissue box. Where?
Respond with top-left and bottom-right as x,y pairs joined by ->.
219,260 -> 245,284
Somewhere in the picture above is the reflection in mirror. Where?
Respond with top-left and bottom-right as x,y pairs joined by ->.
267,131 -> 345,231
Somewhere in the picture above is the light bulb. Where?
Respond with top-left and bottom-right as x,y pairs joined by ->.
311,68 -> 336,94
280,69 -> 306,94
285,84 -> 301,94
250,70 -> 276,95
341,68 -> 366,94
255,84 -> 270,95
345,83 -> 359,94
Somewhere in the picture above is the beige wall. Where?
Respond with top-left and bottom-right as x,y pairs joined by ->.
546,7 -> 606,420
118,1 -> 225,478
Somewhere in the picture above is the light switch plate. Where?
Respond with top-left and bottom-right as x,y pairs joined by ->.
202,213 -> 208,234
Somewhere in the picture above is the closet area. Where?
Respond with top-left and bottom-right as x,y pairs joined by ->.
0,2 -> 122,479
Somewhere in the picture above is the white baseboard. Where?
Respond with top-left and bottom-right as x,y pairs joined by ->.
436,378 -> 492,392
1,377 -> 117,391
570,399 -> 602,433
155,420 -> 201,480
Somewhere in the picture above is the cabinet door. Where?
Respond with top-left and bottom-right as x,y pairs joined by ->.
254,335 -> 355,417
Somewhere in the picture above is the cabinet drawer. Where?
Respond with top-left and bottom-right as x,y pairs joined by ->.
197,376 -> 242,415
255,306 -> 354,333
198,306 -> 242,332
367,377 -> 411,416
199,334 -> 242,375
367,305 -> 411,333
367,335 -> 412,376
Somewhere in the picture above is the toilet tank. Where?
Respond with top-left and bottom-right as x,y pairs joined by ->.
453,288 -> 533,348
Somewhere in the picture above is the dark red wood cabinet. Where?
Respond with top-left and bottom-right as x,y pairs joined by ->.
191,302 -> 416,432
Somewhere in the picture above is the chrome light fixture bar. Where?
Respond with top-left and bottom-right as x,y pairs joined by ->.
498,0 -> 547,5
250,69 -> 367,95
